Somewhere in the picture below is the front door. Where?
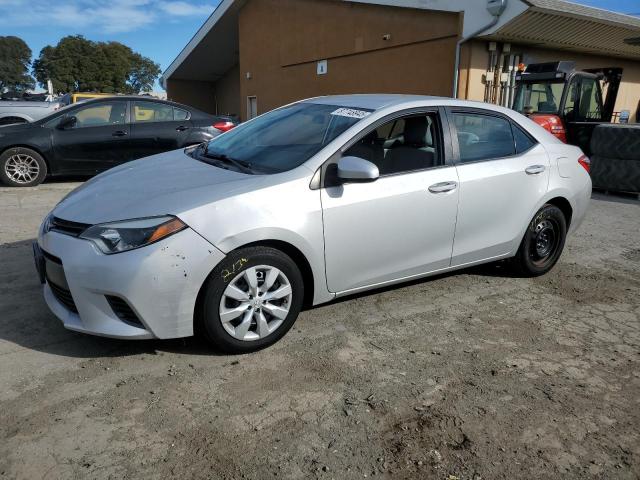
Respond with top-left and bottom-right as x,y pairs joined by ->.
448,109 -> 550,266
564,76 -> 604,156
321,111 -> 459,293
52,100 -> 131,174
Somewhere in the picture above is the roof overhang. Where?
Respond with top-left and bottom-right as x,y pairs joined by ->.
483,0 -> 640,60
161,0 -> 246,88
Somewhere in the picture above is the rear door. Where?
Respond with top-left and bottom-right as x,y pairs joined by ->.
129,101 -> 193,158
51,100 -> 131,174
446,108 -> 550,266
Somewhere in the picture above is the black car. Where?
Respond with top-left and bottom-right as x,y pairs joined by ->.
0,96 -> 236,187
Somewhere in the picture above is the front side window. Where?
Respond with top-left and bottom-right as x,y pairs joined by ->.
73,102 -> 127,128
344,112 -> 441,175
513,81 -> 564,115
133,102 -> 174,123
203,103 -> 371,173
453,113 -> 515,162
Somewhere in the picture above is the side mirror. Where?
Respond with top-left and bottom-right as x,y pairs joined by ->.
337,156 -> 379,183
58,115 -> 77,130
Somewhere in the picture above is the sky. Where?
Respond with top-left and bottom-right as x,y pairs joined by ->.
0,0 -> 638,92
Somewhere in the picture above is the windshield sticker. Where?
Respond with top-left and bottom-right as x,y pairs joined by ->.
330,108 -> 371,119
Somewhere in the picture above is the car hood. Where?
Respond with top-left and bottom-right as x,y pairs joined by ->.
52,149 -> 270,225
0,122 -> 35,134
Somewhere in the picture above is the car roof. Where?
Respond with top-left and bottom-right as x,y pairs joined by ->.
302,94 -> 516,114
74,95 -> 185,107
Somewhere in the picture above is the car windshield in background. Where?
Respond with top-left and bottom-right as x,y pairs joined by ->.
513,80 -> 565,115
201,103 -> 372,173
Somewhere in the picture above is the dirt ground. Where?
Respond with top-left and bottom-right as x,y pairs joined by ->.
0,182 -> 639,480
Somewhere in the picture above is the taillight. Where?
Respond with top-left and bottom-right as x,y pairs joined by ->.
530,114 -> 567,143
213,121 -> 235,132
578,154 -> 590,173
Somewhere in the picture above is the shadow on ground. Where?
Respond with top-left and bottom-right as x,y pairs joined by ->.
1,237 -> 523,359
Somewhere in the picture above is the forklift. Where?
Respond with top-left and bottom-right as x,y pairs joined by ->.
512,61 -> 623,156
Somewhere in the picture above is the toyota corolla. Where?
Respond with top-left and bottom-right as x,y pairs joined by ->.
34,95 -> 592,353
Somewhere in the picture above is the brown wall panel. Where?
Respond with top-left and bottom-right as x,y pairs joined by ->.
238,0 -> 460,119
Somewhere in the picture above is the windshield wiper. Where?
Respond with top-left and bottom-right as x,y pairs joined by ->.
200,145 -> 254,174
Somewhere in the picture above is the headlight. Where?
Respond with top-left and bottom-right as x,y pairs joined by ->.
79,216 -> 186,254
41,213 -> 53,234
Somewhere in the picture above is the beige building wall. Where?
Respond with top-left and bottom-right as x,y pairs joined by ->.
213,65 -> 241,118
166,79 -> 217,113
460,39 -> 640,122
238,0 -> 461,120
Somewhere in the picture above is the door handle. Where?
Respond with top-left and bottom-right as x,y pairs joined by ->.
525,165 -> 545,175
176,125 -> 189,131
112,130 -> 128,137
428,181 -> 458,193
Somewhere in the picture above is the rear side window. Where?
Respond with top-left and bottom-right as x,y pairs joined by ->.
133,102 -> 174,123
453,113 -> 515,163
512,124 -> 536,154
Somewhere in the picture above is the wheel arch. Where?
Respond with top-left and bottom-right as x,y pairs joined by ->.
238,240 -> 315,309
193,237 -> 320,333
545,196 -> 573,228
0,115 -> 31,125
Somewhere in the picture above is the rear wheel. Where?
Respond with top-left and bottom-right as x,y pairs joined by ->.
511,204 -> 567,276
0,147 -> 47,187
198,246 -> 304,353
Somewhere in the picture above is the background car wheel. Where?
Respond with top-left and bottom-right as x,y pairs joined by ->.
0,147 -> 47,187
511,204 -> 567,277
198,246 -> 304,353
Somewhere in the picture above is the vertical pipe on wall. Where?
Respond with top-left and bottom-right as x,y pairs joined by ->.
452,1 -> 507,98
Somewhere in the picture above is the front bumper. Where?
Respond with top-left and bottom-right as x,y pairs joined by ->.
37,227 -> 225,339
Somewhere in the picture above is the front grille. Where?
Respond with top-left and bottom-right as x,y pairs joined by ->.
106,295 -> 144,328
50,216 -> 91,237
49,281 -> 78,313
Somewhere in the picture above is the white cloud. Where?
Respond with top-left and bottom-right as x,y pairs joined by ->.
158,1 -> 214,16
0,0 -> 216,33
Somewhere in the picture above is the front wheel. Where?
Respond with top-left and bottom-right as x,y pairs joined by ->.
511,204 -> 567,276
198,246 -> 304,353
0,147 -> 47,187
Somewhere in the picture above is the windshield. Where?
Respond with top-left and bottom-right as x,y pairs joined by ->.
202,103 -> 372,173
513,80 -> 565,115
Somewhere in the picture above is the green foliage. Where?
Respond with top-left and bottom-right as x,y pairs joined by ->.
33,36 -> 161,94
0,36 -> 35,93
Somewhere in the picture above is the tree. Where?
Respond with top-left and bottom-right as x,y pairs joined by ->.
33,36 -> 160,94
0,36 -> 35,93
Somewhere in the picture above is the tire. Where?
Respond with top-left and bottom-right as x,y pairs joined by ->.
511,204 -> 567,277
198,246 -> 304,353
0,147 -> 47,187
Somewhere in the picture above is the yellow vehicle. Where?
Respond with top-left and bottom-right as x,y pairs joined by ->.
71,93 -> 115,104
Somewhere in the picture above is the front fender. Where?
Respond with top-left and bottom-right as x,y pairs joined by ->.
179,173 -> 334,306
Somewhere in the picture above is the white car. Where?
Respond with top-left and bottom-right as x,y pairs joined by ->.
34,95 -> 592,353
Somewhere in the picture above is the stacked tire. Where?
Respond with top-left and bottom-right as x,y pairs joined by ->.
590,124 -> 640,194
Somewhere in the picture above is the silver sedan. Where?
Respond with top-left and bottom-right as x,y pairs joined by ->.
35,95 -> 592,352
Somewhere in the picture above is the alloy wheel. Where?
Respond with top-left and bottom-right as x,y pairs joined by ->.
219,265 -> 293,341
5,153 -> 40,185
